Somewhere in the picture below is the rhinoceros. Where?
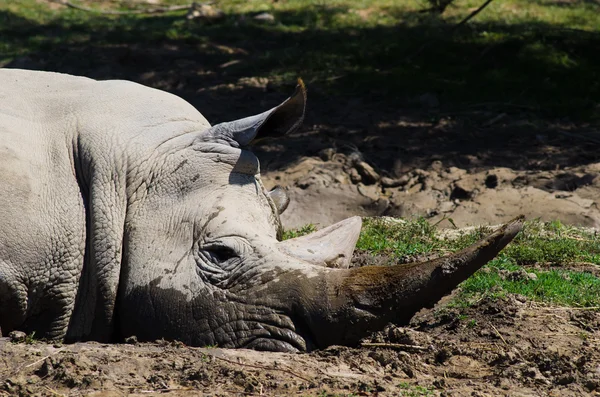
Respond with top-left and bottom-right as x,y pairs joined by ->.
0,69 -> 523,352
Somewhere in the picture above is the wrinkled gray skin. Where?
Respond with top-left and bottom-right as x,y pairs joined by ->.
0,69 -> 523,352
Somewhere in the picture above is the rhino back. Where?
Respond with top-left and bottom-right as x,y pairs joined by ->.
0,69 -> 211,340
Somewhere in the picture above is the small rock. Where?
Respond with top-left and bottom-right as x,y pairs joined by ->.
523,366 -> 540,378
186,4 -> 225,21
357,183 -> 380,201
9,330 -> 26,343
584,376 -> 599,391
408,183 -> 423,194
318,148 -> 335,161
523,366 -> 550,384
334,174 -> 346,184
438,201 -> 455,213
430,160 -> 443,172
381,176 -> 405,188
514,294 -> 528,303
355,161 -> 379,185
557,373 -> 575,385
497,378 -> 512,390
124,335 -> 138,344
443,167 -> 467,181
478,329 -> 491,337
503,269 -> 537,282
387,327 -> 431,346
349,168 -> 362,184
253,12 -> 275,22
35,358 -> 54,378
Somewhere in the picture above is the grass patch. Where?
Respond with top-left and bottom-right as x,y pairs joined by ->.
1,0 -> 599,119
282,223 -> 317,240
397,382 -> 436,396
457,256 -> 600,307
286,217 -> 600,307
355,217 -> 599,265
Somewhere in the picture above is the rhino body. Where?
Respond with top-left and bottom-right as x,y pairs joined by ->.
0,69 -> 523,352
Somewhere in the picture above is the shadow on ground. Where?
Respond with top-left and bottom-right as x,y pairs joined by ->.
1,4 -> 599,174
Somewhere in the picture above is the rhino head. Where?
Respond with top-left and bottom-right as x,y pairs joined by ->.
115,81 -> 523,352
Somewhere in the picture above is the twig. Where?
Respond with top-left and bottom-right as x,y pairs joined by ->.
138,387 -> 193,393
452,0 -> 494,31
9,348 -> 65,377
43,386 -> 66,397
407,0 -> 495,60
489,323 -> 507,345
24,349 -> 65,368
360,342 -> 428,351
51,0 -> 209,15
211,355 -> 311,383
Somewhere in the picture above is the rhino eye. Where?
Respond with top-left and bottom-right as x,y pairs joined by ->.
204,246 -> 238,263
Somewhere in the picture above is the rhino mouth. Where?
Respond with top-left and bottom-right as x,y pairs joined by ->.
234,316 -> 310,352
241,333 -> 306,352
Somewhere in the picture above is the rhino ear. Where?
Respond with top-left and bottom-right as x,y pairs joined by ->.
204,79 -> 306,147
269,186 -> 290,214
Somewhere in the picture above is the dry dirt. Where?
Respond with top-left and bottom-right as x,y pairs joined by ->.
258,122 -> 600,231
2,292 -> 600,396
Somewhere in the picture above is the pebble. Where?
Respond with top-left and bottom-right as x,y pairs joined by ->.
9,330 -> 26,343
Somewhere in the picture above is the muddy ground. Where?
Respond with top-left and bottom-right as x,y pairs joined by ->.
2,288 -> 600,396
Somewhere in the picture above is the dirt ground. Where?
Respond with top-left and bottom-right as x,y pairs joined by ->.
251,94 -> 600,230
3,287 -> 600,396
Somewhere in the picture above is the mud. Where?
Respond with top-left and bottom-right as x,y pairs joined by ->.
2,293 -> 599,396
262,151 -> 600,230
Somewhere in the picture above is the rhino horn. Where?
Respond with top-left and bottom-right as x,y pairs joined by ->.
279,216 -> 362,268
299,216 -> 524,349
203,79 -> 306,147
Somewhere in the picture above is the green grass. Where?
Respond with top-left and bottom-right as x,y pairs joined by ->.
397,382 -> 436,397
283,223 -> 317,240
458,256 -> 600,307
355,217 -> 600,265
285,218 -> 600,307
1,0 -> 599,119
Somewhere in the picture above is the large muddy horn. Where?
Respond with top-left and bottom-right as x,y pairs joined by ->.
299,216 -> 524,349
279,217 -> 362,268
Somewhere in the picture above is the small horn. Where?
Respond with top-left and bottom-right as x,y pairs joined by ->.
279,216 -> 362,268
